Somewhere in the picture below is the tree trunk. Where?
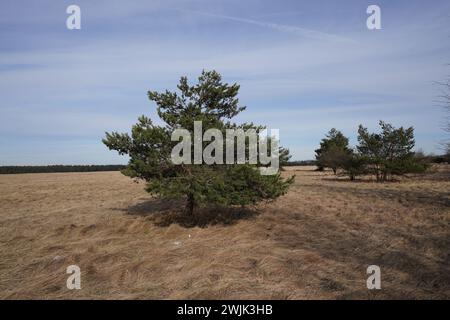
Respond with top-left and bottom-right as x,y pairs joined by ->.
186,193 -> 194,216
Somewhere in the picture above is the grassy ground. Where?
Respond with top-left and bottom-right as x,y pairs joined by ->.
0,166 -> 449,299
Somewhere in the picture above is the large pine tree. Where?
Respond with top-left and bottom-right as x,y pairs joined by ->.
103,70 -> 294,215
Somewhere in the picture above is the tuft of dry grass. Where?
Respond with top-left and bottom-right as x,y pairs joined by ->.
0,166 -> 449,299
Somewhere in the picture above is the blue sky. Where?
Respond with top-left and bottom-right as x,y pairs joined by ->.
1,0 -> 449,164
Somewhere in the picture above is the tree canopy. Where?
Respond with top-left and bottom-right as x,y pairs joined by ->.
315,122 -> 428,181
103,70 -> 294,215
315,128 -> 352,174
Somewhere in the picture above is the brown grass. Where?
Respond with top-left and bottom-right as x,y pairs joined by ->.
0,166 -> 449,299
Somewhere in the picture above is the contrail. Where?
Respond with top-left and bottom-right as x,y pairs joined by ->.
182,9 -> 353,43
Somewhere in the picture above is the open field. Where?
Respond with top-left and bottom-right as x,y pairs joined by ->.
0,166 -> 449,299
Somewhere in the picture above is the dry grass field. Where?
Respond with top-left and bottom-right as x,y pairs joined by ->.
0,166 -> 449,299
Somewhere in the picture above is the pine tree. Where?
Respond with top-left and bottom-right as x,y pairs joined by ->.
357,121 -> 427,181
340,152 -> 366,181
103,70 -> 294,215
315,128 -> 352,174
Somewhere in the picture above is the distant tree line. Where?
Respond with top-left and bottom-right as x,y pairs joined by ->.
285,160 -> 317,166
0,165 -> 126,174
315,121 -> 435,182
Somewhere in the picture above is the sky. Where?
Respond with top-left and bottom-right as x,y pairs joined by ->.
0,0 -> 449,165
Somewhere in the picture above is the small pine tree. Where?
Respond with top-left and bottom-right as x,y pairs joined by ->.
315,128 -> 352,174
357,121 -> 427,181
103,71 -> 294,215
340,152 -> 366,181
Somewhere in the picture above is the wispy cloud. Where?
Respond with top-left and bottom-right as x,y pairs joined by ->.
181,9 -> 353,43
0,0 -> 449,164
